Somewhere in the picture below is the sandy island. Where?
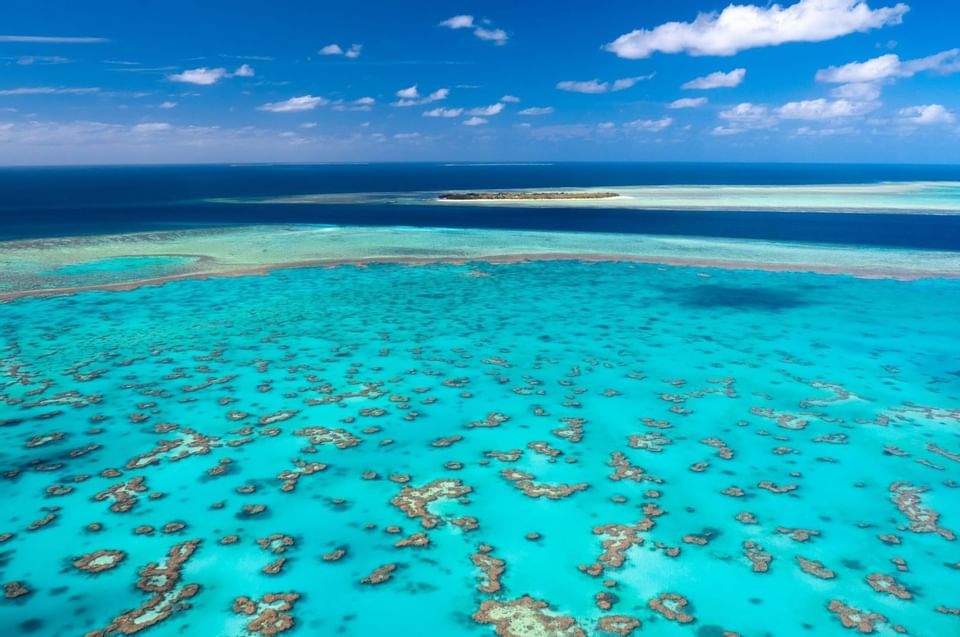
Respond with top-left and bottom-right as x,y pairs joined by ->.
438,191 -> 620,201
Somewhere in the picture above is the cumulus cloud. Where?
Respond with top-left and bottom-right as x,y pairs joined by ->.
682,68 -> 745,89
392,85 -> 449,107
463,116 -> 487,126
815,49 -> 960,83
500,95 -> 520,103
776,98 -> 877,120
168,67 -> 228,85
624,117 -> 673,132
605,0 -> 908,59
518,106 -> 554,115
669,97 -> 708,109
899,104 -> 955,125
440,15 -> 508,45
423,107 -> 463,118
467,103 -> 504,116
474,28 -> 507,45
158,101 -> 177,109
719,102 -> 777,128
320,43 -> 363,58
829,81 -> 882,101
258,95 -> 329,112
166,65 -> 256,85
440,15 -> 475,29
556,75 -> 653,94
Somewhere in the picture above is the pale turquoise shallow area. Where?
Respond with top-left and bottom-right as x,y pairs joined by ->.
1,261 -> 959,637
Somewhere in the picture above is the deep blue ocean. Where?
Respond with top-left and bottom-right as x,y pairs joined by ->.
2,162 -> 960,249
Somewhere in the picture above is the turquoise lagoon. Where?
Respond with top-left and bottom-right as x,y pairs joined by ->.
1,259 -> 959,637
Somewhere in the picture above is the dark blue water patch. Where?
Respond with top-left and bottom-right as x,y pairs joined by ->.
667,284 -> 815,312
5,201 -> 960,251
1,162 -> 960,249
2,162 -> 960,210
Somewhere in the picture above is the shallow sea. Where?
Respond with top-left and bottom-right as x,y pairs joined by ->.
1,260 -> 959,636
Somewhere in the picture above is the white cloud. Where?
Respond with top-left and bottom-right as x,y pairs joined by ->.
624,117 -> 673,132
320,43 -> 363,58
669,97 -> 708,109
440,15 -> 475,29
467,103 -> 504,116
16,55 -> 70,65
0,35 -> 108,43
258,95 -> 329,112
611,76 -> 648,91
815,49 -> 960,83
682,68 -> 745,90
500,95 -> 520,103
392,85 -> 449,107
518,106 -> 554,115
899,104 -> 955,125
719,102 -> 776,129
132,122 -> 172,134
353,97 -> 375,106
158,101 -> 177,109
463,116 -> 487,126
830,82 -> 882,101
168,67 -> 228,85
440,15 -> 508,45
0,87 -> 99,96
776,98 -> 876,120
794,125 -> 857,136
605,0 -> 908,59
474,28 -> 507,45
423,107 -> 463,118
234,64 -> 255,78
556,75 -> 652,94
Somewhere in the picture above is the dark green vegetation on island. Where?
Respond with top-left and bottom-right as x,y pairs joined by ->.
438,191 -> 620,201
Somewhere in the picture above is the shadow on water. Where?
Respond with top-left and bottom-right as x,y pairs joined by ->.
666,283 -> 815,311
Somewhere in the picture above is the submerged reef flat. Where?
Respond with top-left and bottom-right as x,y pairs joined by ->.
0,259 -> 959,636
438,191 -> 620,201
2,225 -> 960,301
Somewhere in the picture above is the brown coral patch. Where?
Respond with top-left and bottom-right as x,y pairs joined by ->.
797,556 -> 835,579
500,469 -> 588,500
360,563 -> 397,585
94,476 -> 148,513
889,481 -> 955,540
293,426 -> 361,449
466,412 -> 510,428
865,573 -> 912,600
827,600 -> 886,633
472,547 -> 506,593
473,596 -> 586,637
74,549 -> 126,573
743,541 -> 772,573
649,593 -> 695,624
390,479 -> 472,529
232,592 -> 300,636
597,615 -> 641,636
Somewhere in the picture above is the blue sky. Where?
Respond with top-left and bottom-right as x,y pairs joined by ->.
2,0 -> 960,164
